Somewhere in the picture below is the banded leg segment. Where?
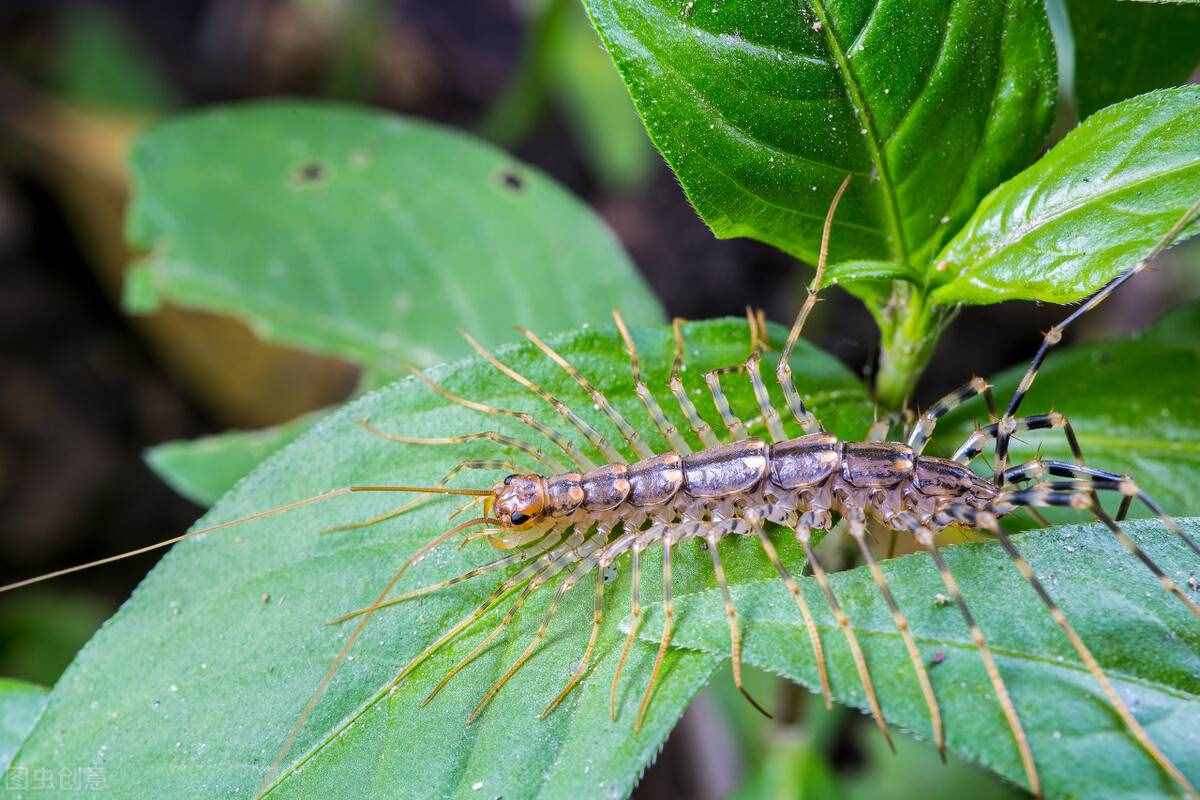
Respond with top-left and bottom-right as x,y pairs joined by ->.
755,527 -> 831,707
519,326 -> 654,459
612,310 -> 692,454
944,506 -> 1197,798
906,376 -> 994,453
669,318 -> 721,449
410,366 -> 594,470
777,174 -> 851,434
891,512 -> 1038,796
705,529 -> 772,718
636,536 -> 676,731
992,198 -> 1200,482
844,510 -> 944,757
468,530 -> 608,723
702,309 -> 760,441
463,332 -> 626,464
796,525 -> 894,751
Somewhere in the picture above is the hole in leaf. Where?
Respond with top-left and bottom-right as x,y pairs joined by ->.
296,162 -> 326,184
499,169 -> 524,192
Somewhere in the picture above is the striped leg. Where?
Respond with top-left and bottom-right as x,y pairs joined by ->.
776,174 -> 852,434
519,327 -> 654,459
608,528 -> 654,720
906,376 -> 994,453
635,534 -> 677,731
410,366 -> 594,470
392,528 -> 586,691
992,199 -> 1200,482
1005,460 -> 1200,560
705,527 -> 772,717
469,531 -> 608,722
702,309 -> 760,441
755,526 -> 831,707
892,512 -> 1039,795
669,318 -> 721,449
796,524 -> 894,750
540,567 -> 607,719
464,332 -> 626,464
953,412 -> 1084,468
356,419 -> 562,472
997,473 -> 1200,619
612,310 -> 692,454
868,411 -> 905,443
957,506 -> 1198,798
322,459 -> 523,535
844,510 -> 944,758
328,527 -> 565,624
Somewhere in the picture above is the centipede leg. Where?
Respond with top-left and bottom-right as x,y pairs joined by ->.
612,309 -> 692,455
898,513 -> 1039,796
845,511 -> 943,758
328,528 -> 564,624
469,534 -> 606,723
540,564 -> 606,718
635,537 -> 675,732
706,530 -> 772,718
669,318 -> 721,449
610,542 -> 643,721
969,508 -> 1197,798
796,525 -> 894,751
755,527 -> 831,707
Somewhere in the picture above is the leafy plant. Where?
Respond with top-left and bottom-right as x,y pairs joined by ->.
4,1 -> 1200,798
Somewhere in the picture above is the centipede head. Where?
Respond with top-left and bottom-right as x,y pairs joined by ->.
485,474 -> 548,530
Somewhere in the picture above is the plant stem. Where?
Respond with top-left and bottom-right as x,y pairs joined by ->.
873,283 -> 951,410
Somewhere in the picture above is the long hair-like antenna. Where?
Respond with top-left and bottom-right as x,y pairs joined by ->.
0,484 -> 493,594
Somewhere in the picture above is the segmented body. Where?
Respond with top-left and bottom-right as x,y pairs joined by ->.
510,438 -> 996,557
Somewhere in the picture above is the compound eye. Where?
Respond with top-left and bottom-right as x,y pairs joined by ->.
510,512 -> 530,526
503,475 -> 517,485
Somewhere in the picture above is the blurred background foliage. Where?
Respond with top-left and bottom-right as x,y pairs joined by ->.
0,2 -> 1196,797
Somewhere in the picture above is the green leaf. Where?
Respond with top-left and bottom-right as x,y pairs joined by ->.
930,299 -> 1200,517
580,0 -> 1056,271
145,412 -> 328,507
0,679 -> 47,774
641,517 -> 1200,797
10,319 -> 874,797
124,101 -> 664,373
929,86 -> 1200,305
1065,0 -> 1200,119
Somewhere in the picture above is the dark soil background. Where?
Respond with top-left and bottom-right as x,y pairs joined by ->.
0,2 -> 1194,797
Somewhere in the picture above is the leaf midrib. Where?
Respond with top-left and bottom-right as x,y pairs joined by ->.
809,0 -> 911,269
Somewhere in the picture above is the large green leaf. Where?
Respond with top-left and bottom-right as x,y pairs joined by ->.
929,86 -> 1200,305
1066,0 -> 1200,119
9,319 -> 874,798
641,517 -> 1200,798
124,101 -> 663,371
130,101 -> 664,506
0,680 -> 47,774
931,299 -> 1200,517
145,412 -> 327,507
580,0 -> 1056,271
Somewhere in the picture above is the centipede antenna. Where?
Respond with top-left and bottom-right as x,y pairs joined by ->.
0,484 -> 489,595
